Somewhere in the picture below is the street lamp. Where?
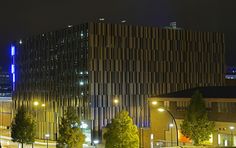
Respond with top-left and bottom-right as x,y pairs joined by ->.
157,107 -> 179,146
113,98 -> 119,115
33,101 -> 39,106
229,126 -> 235,146
169,123 -> 174,146
45,134 -> 50,148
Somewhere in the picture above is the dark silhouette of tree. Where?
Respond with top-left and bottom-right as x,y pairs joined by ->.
11,106 -> 35,148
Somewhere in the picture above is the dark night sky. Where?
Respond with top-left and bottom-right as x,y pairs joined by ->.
0,0 -> 236,71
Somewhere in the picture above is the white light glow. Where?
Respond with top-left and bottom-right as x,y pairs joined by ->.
99,18 -> 105,21
33,101 -> 39,106
79,81 -> 84,86
151,101 -> 157,105
94,140 -> 99,144
158,108 -> 165,112
150,134 -> 153,140
121,20 -> 126,23
229,126 -> 235,130
169,123 -> 174,128
45,134 -> 50,138
80,122 -> 88,129
218,134 -> 221,145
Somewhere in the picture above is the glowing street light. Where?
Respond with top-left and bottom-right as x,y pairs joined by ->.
169,123 -> 174,146
169,123 -> 174,128
229,126 -> 235,146
45,134 -> 50,148
230,126 -> 235,130
157,108 -> 165,112
33,101 -> 39,106
113,99 -> 119,105
158,107 -> 179,146
151,101 -> 158,105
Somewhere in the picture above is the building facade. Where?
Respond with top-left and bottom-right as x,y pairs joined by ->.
145,86 -> 236,147
0,71 -> 12,98
13,22 -> 225,140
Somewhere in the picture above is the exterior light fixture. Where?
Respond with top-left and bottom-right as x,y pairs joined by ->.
157,108 -> 165,112
229,126 -> 235,130
79,81 -> 84,86
151,101 -> 158,105
93,139 -> 99,144
99,18 -> 105,21
45,134 -> 50,148
157,107 -> 179,146
169,123 -> 174,128
19,40 -> 22,44
113,99 -> 119,105
121,20 -> 126,23
41,104 -> 45,107
33,101 -> 39,106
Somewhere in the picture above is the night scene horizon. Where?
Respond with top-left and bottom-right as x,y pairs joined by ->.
0,1 -> 236,148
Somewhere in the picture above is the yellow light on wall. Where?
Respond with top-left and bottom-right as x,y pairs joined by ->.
113,99 -> 119,105
151,101 -> 157,105
33,101 -> 39,106
157,108 -> 165,112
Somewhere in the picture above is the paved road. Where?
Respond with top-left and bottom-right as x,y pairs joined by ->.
0,129 -> 95,148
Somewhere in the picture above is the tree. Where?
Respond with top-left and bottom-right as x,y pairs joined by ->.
57,107 -> 85,148
104,110 -> 139,148
180,91 -> 215,145
11,106 -> 35,148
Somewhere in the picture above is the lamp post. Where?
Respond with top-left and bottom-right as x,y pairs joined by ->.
45,134 -> 50,148
33,101 -> 47,140
113,98 -> 119,115
169,123 -> 174,146
158,108 -> 179,146
229,126 -> 235,146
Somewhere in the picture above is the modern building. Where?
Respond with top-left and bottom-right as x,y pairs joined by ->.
12,22 -> 225,140
0,70 -> 12,133
0,71 -> 12,98
144,86 -> 236,147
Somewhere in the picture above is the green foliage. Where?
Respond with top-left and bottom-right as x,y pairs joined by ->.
180,91 -> 215,145
11,106 -> 36,148
57,107 -> 85,148
104,110 -> 139,148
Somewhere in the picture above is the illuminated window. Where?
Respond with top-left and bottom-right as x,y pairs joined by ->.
79,81 -> 84,86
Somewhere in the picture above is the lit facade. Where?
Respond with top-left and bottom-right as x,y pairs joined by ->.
144,86 -> 236,147
13,22 -> 225,140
